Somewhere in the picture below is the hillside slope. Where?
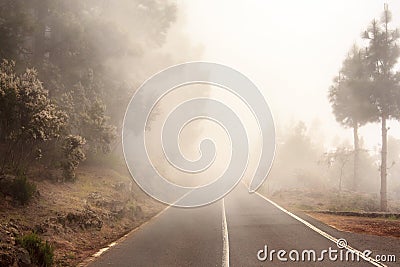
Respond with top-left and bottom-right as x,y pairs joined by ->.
0,165 -> 165,266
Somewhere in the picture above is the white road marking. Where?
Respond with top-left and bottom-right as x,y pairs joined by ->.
78,204 -> 173,266
222,198 -> 230,267
81,190 -> 196,266
255,191 -> 387,267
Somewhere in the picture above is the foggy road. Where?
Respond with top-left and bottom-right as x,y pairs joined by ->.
87,185 -> 386,267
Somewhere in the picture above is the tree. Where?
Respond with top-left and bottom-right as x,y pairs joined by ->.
329,45 -> 375,191
0,59 -> 67,173
268,121 -> 325,190
0,0 -> 178,155
58,73 -> 116,155
362,4 -> 400,211
323,148 -> 353,192
61,135 -> 86,181
0,0 -> 193,181
0,0 -> 34,62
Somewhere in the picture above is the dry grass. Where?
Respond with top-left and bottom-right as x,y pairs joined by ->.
0,165 -> 165,266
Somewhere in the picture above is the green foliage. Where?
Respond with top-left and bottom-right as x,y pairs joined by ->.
0,0 -> 35,60
328,193 -> 379,212
362,7 -> 400,119
329,6 -> 400,130
0,175 -> 36,204
61,135 -> 86,181
0,0 -> 179,173
19,233 -> 54,267
328,6 -> 400,210
81,99 -> 116,154
0,59 -> 67,172
59,79 -> 116,155
329,45 -> 377,128
362,5 -> 400,211
0,0 -> 176,130
9,176 -> 36,204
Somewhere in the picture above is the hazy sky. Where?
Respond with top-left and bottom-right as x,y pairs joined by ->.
176,0 -> 400,150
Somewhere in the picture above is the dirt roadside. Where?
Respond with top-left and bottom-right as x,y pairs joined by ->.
307,212 -> 400,238
0,165 -> 165,266
266,188 -> 400,239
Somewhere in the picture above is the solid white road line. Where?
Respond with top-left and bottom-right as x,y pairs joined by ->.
222,198 -> 230,267
80,190 -> 197,266
254,191 -> 387,267
78,204 -> 173,267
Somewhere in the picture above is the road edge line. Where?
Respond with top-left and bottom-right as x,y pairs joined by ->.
78,204 -> 173,267
222,198 -> 230,267
79,190 -> 195,266
254,191 -> 387,267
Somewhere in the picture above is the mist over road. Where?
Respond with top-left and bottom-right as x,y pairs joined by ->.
88,185 -> 389,267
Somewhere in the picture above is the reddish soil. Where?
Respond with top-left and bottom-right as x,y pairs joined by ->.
307,212 -> 400,238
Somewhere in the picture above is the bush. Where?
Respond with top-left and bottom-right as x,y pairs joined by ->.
0,59 -> 67,173
19,233 -> 54,267
6,176 -> 36,204
328,192 -> 379,212
61,135 -> 86,181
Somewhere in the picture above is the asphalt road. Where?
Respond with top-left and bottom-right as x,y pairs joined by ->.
88,185 -> 391,267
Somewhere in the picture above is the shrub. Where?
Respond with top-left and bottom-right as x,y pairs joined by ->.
8,176 -> 36,204
0,59 -> 67,173
61,135 -> 86,181
19,233 -> 54,267
328,192 -> 379,212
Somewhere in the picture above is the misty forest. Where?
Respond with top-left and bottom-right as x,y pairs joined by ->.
0,1 -> 203,265
0,1 -> 400,266
263,4 -> 400,213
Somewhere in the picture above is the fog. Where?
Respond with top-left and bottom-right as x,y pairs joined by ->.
156,1 -> 400,198
73,1 -> 400,199
1,0 -> 399,203
179,0 -> 400,148
3,1 -> 400,265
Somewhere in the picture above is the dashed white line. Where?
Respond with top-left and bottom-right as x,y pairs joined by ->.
222,198 -> 230,267
254,191 -> 387,267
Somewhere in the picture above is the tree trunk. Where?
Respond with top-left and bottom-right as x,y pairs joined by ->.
353,122 -> 359,191
381,115 -> 388,211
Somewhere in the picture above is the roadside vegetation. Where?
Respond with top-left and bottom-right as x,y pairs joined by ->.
262,5 -> 400,212
0,0 -> 200,265
260,4 -> 400,239
19,233 -> 54,267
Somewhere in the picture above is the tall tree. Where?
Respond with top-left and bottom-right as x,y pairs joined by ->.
0,0 -> 178,157
0,0 -> 35,62
329,45 -> 375,191
363,4 -> 400,211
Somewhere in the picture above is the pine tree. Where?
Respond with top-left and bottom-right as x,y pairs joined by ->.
329,45 -> 375,191
363,4 -> 400,211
